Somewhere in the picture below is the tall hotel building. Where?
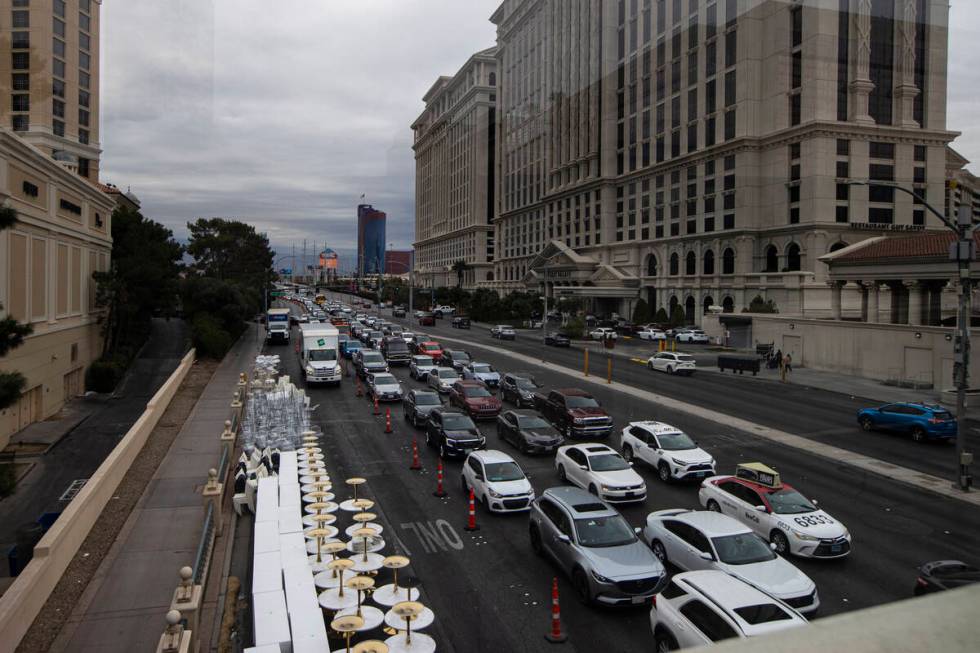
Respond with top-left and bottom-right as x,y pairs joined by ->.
0,0 -> 114,446
412,47 -> 498,289
357,204 -> 387,277
487,0 -> 956,323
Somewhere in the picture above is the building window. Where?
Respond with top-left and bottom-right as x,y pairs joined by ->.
685,251 -> 696,274
791,5 -> 802,47
53,78 -> 65,97
12,10 -> 29,28
789,93 -> 801,126
13,73 -> 29,91
53,17 -> 66,38
791,51 -> 802,89
723,213 -> 735,229
726,0 -> 737,28
54,59 -> 65,78
80,12 -> 91,32
837,139 -> 850,156
724,70 -> 736,106
836,161 -> 849,179
79,90 -> 90,107
789,206 -> 800,224
869,207 -> 894,224
12,94 -> 29,112
79,51 -> 90,71
913,209 -> 925,226
869,142 -> 895,159
914,145 -> 926,162
53,120 -> 65,137
670,253 -> 679,275
837,183 -> 849,201
79,108 -> 89,126
786,244 -> 801,271
78,157 -> 90,178
703,249 -> 715,275
764,245 -> 779,272
836,205 -> 849,223
80,71 -> 90,89
53,99 -> 64,118
54,0 -> 65,17
837,0 -> 849,121
79,128 -> 89,145
12,115 -> 28,131
12,31 -> 29,49
12,52 -> 29,70
722,247 -> 735,273
724,110 -> 735,140
80,32 -> 90,52
53,37 -> 65,58
788,185 -> 800,204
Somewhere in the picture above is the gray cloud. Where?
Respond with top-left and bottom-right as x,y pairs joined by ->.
101,0 -> 980,265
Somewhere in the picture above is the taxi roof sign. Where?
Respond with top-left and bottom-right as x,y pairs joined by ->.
735,462 -> 781,489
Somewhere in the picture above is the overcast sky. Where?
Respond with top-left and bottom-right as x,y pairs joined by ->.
101,0 -> 980,268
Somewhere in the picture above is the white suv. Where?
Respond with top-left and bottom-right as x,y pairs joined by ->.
461,450 -> 534,513
646,352 -> 696,375
650,570 -> 807,651
620,421 -> 715,483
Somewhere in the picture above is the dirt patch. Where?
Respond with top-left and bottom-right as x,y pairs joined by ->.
16,359 -> 219,653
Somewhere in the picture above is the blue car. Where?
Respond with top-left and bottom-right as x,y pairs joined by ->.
340,339 -> 362,359
856,402 -> 957,442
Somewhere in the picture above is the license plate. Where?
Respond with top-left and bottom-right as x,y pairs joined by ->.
830,545 -> 841,553
625,492 -> 635,497
694,472 -> 708,478
631,596 -> 647,605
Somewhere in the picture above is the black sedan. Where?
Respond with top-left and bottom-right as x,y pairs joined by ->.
425,408 -> 486,459
914,560 -> 980,595
452,316 -> 471,329
544,332 -> 570,347
497,410 -> 564,454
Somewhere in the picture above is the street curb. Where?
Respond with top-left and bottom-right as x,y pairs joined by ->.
428,331 -> 980,509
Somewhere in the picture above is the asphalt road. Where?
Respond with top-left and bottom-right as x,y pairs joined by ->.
0,318 -> 189,573
272,300 -> 979,653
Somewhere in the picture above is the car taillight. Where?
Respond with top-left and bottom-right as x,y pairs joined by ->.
916,577 -> 929,587
929,418 -> 943,424
651,595 -> 657,608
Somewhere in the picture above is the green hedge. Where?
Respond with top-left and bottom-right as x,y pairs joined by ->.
191,313 -> 234,359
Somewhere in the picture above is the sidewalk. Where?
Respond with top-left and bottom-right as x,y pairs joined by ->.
49,330 -> 261,653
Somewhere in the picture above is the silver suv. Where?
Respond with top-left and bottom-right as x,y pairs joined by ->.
529,486 -> 665,606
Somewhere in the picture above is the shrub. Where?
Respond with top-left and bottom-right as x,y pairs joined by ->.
563,317 -> 586,339
654,307 -> 669,325
191,313 -> 233,359
632,298 -> 652,324
745,295 -> 779,314
86,360 -> 124,393
669,305 -> 687,327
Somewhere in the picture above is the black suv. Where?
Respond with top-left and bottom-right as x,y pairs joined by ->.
501,373 -> 541,408
441,350 -> 472,372
545,332 -> 570,347
354,350 -> 389,379
393,307 -> 406,318
451,316 -> 471,329
425,408 -> 486,459
381,336 -> 411,365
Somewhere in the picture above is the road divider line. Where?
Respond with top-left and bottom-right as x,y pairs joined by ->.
429,331 -> 980,508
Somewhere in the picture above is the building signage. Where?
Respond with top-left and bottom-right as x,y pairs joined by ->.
848,223 -> 925,232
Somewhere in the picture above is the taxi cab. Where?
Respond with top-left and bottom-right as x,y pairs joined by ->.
697,463 -> 851,559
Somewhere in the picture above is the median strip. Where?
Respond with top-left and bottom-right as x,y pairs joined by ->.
429,331 -> 980,508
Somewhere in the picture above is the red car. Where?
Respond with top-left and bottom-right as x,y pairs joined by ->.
449,380 -> 502,420
418,311 -> 436,326
417,341 -> 443,362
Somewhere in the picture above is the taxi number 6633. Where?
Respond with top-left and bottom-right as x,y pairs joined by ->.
793,514 -> 834,527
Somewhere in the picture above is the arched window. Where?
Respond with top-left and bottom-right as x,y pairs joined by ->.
786,243 -> 801,271
685,296 -> 696,323
722,248 -> 735,275
486,271 -> 494,282
669,295 -> 679,313
669,253 -> 679,276
488,72 -> 496,86
702,295 -> 714,314
646,254 -> 658,277
764,245 -> 779,272
829,241 -> 848,253
722,296 -> 735,313
685,251 -> 696,275
703,249 -> 715,275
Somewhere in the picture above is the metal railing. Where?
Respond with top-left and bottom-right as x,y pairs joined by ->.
192,502 -> 216,585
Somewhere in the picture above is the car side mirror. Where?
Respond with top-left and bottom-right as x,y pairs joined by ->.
557,534 -> 571,544
634,527 -> 642,535
770,542 -> 778,551
699,551 -> 713,561
579,465 -> 588,471
755,505 -> 768,513
628,461 -> 635,467
811,499 -> 819,506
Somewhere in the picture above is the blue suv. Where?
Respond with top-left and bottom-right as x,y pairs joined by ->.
856,402 -> 957,442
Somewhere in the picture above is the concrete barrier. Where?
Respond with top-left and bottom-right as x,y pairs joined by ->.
0,349 -> 197,653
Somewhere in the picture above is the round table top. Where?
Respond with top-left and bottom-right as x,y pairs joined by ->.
314,569 -> 343,590
301,486 -> 335,497
305,526 -> 338,539
353,526 -> 380,538
299,452 -> 325,461
372,584 -> 420,608
334,606 -> 385,633
306,538 -> 340,554
382,555 -> 410,570
319,587 -> 359,611
345,523 -> 383,538
352,511 -> 377,523
349,552 -> 385,573
346,477 -> 367,485
300,474 -> 330,484
384,632 -> 436,653
346,575 -> 376,591
340,499 -> 375,512
307,557 -> 332,573
351,639 -> 390,653
303,491 -> 332,502
347,536 -> 385,555
385,605 -> 434,630
330,612 -> 364,633
304,502 -> 339,514
307,513 -> 338,525
327,558 -> 355,572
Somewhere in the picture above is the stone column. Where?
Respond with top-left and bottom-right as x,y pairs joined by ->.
896,0 -> 921,127
906,280 -> 923,326
867,281 -> 880,323
850,0 -> 875,124
860,281 -> 870,321
830,281 -> 844,320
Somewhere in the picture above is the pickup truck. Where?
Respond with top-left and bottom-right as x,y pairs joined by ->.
532,388 -> 614,439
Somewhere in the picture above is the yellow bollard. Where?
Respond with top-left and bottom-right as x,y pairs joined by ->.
606,355 -> 612,384
671,339 -> 676,352
584,349 -> 590,377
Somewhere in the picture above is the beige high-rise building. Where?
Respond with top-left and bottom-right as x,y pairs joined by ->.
412,47 -> 497,289
489,0 -> 959,325
0,0 -> 101,181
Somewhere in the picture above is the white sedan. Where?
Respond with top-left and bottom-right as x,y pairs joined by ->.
643,509 -> 819,613
636,328 -> 667,341
460,450 -> 534,513
619,421 -> 715,482
676,329 -> 710,344
590,327 -> 619,341
427,367 -> 460,394
646,352 -> 697,375
698,463 -> 852,559
366,372 -> 403,402
409,355 -> 439,381
554,443 -> 646,503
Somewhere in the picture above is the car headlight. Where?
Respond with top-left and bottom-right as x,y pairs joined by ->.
791,529 -> 819,542
487,488 -> 502,498
306,366 -> 315,375
670,457 -> 687,467
600,484 -> 616,492
590,569 -> 613,584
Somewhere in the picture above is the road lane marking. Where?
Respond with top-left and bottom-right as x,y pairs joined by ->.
427,331 -> 980,508
400,520 -> 465,553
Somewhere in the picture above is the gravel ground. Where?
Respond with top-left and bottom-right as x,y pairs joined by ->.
16,360 -> 218,653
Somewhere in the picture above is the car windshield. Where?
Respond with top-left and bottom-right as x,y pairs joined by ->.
472,364 -> 493,373
451,352 -> 471,362
309,349 -> 336,362
484,462 -> 524,482
515,378 -> 538,390
437,369 -> 458,379
565,395 -> 599,408
657,431 -> 697,450
588,453 -> 629,471
517,416 -> 551,429
372,374 -> 397,385
442,415 -> 476,430
464,386 -> 492,398
767,488 -> 817,515
361,353 -> 384,363
414,394 -> 441,406
422,344 -> 439,351
711,532 -> 776,565
574,514 -> 636,548
370,331 -> 383,338
413,356 -> 434,365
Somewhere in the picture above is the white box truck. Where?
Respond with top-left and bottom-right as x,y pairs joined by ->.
299,324 -> 341,385
266,307 -> 291,344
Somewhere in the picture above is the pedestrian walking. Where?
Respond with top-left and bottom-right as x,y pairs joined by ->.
784,353 -> 793,373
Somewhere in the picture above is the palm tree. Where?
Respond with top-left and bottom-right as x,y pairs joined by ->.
451,259 -> 470,288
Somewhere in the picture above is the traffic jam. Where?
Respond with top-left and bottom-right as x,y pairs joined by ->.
272,291 -> 975,650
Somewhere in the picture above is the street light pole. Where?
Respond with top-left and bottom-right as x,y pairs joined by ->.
847,180 -> 974,491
